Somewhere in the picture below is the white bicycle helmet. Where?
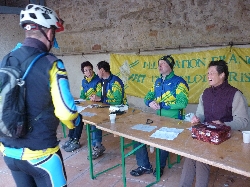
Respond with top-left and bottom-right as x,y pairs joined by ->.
20,4 -> 64,32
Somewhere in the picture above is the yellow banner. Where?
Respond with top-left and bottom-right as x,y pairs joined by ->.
110,47 -> 250,105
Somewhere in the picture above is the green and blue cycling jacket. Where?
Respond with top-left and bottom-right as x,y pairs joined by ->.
144,71 -> 189,119
101,74 -> 127,105
80,73 -> 102,100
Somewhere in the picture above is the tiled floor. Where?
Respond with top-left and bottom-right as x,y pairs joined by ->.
1,125 -> 250,187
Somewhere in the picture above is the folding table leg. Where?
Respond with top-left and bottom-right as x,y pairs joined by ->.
168,154 -> 181,169
86,124 -> 95,179
120,137 -> 126,187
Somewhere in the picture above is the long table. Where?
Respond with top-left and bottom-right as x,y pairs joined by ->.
79,101 -> 149,185
99,112 -> 250,176
79,101 -> 250,186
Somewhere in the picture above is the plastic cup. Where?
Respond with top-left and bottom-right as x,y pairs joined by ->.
109,114 -> 116,123
242,131 -> 250,143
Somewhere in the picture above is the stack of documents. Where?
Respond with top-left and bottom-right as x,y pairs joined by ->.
131,124 -> 157,132
150,127 -> 184,140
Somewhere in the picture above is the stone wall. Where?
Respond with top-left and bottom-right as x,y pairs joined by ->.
45,0 -> 250,55
0,14 -> 23,59
1,0 -> 249,58
0,0 -> 250,115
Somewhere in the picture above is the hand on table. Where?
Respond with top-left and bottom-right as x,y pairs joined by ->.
190,115 -> 200,124
90,95 -> 101,102
149,101 -> 160,110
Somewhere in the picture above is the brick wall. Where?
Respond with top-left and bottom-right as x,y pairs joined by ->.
0,14 -> 23,59
1,0 -> 249,56
0,0 -> 250,113
44,0 -> 250,55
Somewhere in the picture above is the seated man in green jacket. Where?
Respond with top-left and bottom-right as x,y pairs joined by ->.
130,55 -> 189,178
89,60 -> 127,159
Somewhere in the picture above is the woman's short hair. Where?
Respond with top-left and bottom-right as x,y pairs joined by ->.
81,61 -> 93,73
208,60 -> 229,80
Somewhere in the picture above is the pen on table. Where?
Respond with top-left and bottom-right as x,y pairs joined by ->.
178,121 -> 183,125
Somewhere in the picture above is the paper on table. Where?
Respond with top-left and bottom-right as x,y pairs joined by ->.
158,127 -> 184,133
150,127 -> 184,140
119,105 -> 128,111
80,112 -> 97,117
109,105 -> 128,112
86,104 -> 95,108
131,124 -> 157,132
184,113 -> 195,122
75,99 -> 85,102
77,104 -> 95,113
77,105 -> 87,113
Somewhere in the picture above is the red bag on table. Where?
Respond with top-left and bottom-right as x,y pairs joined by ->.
191,122 -> 231,145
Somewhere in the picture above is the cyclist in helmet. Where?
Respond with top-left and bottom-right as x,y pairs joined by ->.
0,4 -> 80,187
20,4 -> 64,50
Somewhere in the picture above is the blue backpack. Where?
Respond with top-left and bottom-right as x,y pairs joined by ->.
0,52 -> 47,138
